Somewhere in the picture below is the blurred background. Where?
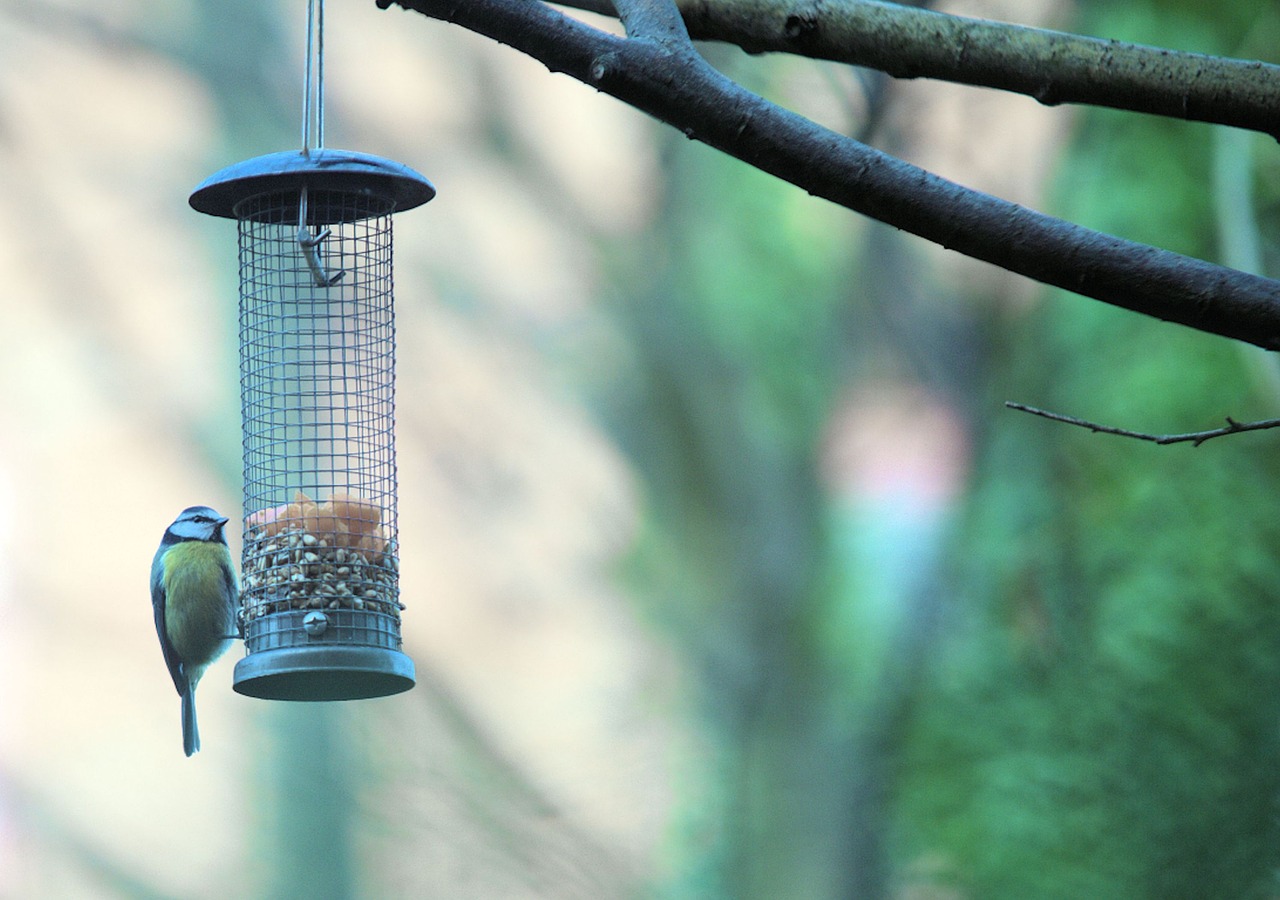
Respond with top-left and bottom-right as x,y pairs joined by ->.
3,0 -> 1280,897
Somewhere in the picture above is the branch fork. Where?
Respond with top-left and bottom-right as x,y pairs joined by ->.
379,0 -> 1280,350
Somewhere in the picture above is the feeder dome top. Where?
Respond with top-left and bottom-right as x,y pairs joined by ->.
189,148 -> 435,220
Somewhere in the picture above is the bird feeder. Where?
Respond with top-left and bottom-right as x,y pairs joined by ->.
188,0 -> 433,700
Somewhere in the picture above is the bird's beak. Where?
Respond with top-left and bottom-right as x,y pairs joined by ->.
216,516 -> 230,526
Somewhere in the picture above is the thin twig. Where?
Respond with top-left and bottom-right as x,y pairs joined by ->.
1005,401 -> 1280,446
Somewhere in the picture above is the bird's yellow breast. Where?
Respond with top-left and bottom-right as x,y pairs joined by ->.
163,541 -> 235,663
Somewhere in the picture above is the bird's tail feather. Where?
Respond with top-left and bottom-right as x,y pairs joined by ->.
182,686 -> 200,757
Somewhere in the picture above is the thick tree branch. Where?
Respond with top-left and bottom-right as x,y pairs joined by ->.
1005,402 -> 1280,446
613,0 -> 688,42
378,0 -> 1280,349
556,0 -> 1280,139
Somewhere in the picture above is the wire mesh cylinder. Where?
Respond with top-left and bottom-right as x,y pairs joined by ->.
233,187 -> 412,700
190,149 -> 432,700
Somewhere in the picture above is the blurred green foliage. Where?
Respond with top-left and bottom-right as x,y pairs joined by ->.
606,2 -> 1280,898
891,3 -> 1280,899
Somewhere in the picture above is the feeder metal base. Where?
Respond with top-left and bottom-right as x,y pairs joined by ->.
233,644 -> 415,701
234,608 -> 415,701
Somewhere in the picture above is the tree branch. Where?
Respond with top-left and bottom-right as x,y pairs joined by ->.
555,0 -> 1280,139
613,0 -> 688,43
1005,401 -> 1280,446
379,0 -> 1280,350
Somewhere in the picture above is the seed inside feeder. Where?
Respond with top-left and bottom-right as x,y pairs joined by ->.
241,490 -> 402,621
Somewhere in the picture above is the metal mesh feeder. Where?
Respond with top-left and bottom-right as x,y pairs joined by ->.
191,148 -> 434,701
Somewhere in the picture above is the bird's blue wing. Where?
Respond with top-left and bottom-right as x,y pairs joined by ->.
151,551 -> 188,697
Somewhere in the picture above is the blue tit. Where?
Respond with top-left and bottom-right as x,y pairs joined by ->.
151,506 -> 238,757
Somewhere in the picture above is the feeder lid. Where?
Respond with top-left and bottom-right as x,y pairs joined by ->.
189,148 -> 435,220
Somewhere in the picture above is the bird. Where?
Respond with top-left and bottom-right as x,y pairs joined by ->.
151,506 -> 238,756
